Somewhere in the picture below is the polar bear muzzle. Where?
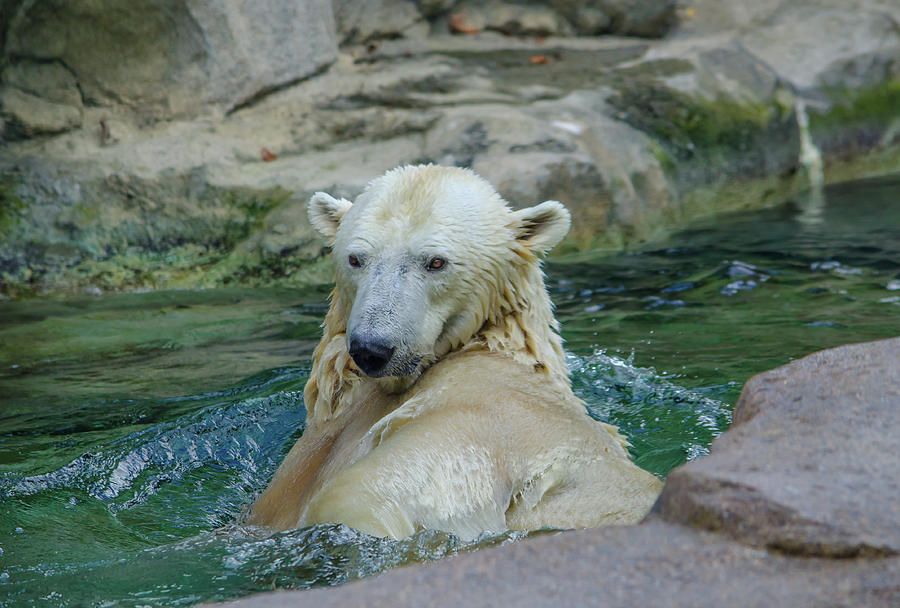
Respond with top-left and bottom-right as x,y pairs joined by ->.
348,335 -> 395,376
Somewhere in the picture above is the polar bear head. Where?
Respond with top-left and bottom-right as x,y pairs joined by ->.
305,165 -> 571,420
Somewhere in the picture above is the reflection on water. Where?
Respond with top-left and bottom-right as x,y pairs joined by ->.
1,175 -> 899,606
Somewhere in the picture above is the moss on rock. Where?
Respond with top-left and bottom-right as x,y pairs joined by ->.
0,171 -> 326,298
809,79 -> 900,157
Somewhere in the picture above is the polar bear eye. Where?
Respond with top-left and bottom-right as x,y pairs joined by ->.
426,257 -> 447,271
348,255 -> 361,268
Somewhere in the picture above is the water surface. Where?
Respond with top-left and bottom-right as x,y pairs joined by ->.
1,175 -> 898,606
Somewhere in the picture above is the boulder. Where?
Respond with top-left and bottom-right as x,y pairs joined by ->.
0,60 -> 84,139
607,36 -> 800,188
449,1 -> 574,37
446,0 -> 676,38
212,523 -> 900,608
2,60 -> 83,109
2,0 -> 337,119
675,0 -> 900,96
333,0 -> 424,44
653,337 -> 900,558
737,5 -> 900,95
0,87 -> 82,138
556,0 -> 677,37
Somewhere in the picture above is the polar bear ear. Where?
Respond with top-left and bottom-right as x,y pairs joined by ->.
309,192 -> 354,239
511,200 -> 571,254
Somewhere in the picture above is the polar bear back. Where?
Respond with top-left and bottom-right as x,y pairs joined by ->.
296,350 -> 662,539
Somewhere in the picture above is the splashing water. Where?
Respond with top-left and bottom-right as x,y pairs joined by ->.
568,351 -> 731,475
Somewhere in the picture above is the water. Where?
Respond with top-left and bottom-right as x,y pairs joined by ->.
1,175 -> 899,606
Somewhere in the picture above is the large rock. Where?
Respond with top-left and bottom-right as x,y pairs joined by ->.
418,91 -> 674,243
653,337 -> 900,557
676,0 -> 900,95
738,5 -> 900,95
0,87 -> 82,138
442,0 -> 676,37
211,522 -> 900,608
449,1 -> 574,37
209,337 -> 900,608
2,0 -> 337,120
0,164 -> 320,295
333,0 -> 424,44
607,35 -> 801,190
559,0 -> 677,37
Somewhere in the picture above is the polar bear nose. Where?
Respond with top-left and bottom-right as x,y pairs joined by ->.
348,336 -> 395,376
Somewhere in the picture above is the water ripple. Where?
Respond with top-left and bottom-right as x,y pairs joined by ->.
1,391 -> 306,516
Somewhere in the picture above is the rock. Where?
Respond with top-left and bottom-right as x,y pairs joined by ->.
0,165 -> 317,294
446,1 -> 676,38
0,59 -> 84,139
606,38 -> 800,189
635,37 -> 782,106
417,0 -> 458,19
737,5 -> 900,95
450,1 -> 574,37
675,1 -> 900,96
0,87 -> 82,138
209,523 -> 900,608
334,0 -> 424,44
652,337 -> 900,557
561,0 -> 677,37
3,0 -> 337,118
2,60 -> 83,109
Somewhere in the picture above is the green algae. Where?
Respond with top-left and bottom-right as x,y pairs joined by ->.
0,176 -> 323,298
809,80 -> 900,156
0,178 -> 25,237
811,80 -> 900,132
608,78 -> 787,159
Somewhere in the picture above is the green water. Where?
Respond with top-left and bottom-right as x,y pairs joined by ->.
1,175 -> 899,606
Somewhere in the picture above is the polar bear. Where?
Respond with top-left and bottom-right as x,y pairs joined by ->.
247,165 -> 661,539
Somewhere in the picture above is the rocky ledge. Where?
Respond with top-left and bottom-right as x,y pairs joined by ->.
210,336 -> 900,608
1,0 -> 899,297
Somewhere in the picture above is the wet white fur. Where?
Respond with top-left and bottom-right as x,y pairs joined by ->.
248,165 -> 661,539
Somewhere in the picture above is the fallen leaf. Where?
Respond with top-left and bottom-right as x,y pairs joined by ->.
449,13 -> 480,34
261,148 -> 277,162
